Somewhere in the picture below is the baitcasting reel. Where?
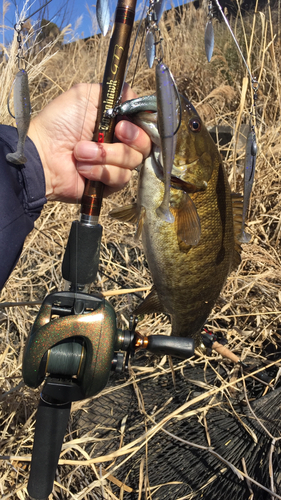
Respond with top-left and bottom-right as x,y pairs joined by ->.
23,290 -> 195,402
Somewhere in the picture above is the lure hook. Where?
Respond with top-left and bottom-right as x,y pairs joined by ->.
7,82 -> 16,119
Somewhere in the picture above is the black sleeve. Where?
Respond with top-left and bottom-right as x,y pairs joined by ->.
0,125 -> 47,289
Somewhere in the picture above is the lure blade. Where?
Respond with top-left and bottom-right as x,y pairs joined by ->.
96,0 -> 110,36
238,127 -> 257,243
6,69 -> 31,165
154,0 -> 166,24
205,20 -> 214,62
155,62 -> 178,223
145,30 -> 155,69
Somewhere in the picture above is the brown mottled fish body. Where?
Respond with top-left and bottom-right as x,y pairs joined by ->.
111,95 -> 240,346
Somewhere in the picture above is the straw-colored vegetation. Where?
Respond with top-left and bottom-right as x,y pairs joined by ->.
1,1 -> 281,498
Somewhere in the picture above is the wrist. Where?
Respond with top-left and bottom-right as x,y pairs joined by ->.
28,119 -> 54,200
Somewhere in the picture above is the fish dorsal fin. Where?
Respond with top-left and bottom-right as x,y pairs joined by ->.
231,193 -> 243,268
109,203 -> 139,223
134,286 -> 165,315
171,193 -> 201,251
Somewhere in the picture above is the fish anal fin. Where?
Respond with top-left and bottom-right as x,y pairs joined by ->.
134,286 -> 164,316
171,193 -> 201,251
232,246 -> 242,270
109,203 -> 139,223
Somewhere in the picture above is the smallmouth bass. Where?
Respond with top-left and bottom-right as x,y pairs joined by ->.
111,95 -> 242,346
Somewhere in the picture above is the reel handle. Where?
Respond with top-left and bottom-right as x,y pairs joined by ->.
146,335 -> 194,359
27,396 -> 71,500
134,333 -> 195,359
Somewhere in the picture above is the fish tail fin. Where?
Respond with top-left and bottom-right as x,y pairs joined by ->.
6,151 -> 27,165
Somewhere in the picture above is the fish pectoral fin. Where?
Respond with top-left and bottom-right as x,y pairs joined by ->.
231,193 -> 243,269
171,193 -> 201,250
109,203 -> 139,223
135,206 -> 146,241
109,204 -> 145,241
134,286 -> 164,315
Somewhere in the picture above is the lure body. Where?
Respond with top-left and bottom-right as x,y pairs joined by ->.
6,69 -> 31,165
110,95 -> 242,346
96,0 -> 110,36
145,30 -> 155,68
154,0 -> 165,24
205,20 -> 214,62
238,128 -> 257,243
155,62 -> 178,223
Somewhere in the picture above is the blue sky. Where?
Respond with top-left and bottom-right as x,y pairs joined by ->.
4,0 -> 189,43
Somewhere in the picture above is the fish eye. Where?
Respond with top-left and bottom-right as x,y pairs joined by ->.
189,118 -> 201,132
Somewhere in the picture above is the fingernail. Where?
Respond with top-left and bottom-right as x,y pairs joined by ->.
118,120 -> 139,141
76,142 -> 100,161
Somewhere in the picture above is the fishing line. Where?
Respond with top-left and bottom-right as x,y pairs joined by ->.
19,0 -> 53,25
213,0 -> 259,94
71,82 -> 94,293
130,20 -> 146,89
212,0 -> 259,169
214,0 -> 252,78
117,0 -> 148,102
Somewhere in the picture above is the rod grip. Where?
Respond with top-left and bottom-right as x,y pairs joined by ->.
28,398 -> 71,500
62,221 -> 102,285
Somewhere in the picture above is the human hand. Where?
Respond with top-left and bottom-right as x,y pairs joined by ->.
28,83 -> 151,202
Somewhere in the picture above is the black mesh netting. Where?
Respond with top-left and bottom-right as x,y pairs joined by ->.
69,356 -> 281,499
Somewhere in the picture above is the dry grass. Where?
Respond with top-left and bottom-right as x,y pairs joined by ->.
1,1 -> 281,499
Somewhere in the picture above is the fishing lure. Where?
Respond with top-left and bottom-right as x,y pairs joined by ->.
6,22 -> 31,165
155,61 -> 178,223
96,0 -> 110,36
237,126 -> 257,243
6,69 -> 31,165
204,0 -> 214,62
144,0 -> 165,70
154,0 -> 166,24
145,29 -> 155,68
